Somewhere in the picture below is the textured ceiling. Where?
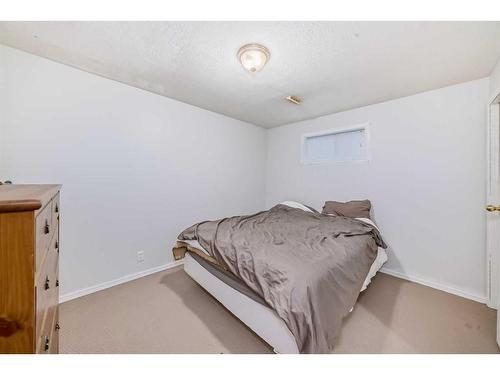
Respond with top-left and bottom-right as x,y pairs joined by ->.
1,21 -> 500,128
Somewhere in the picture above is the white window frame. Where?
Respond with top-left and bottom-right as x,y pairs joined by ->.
300,123 -> 371,165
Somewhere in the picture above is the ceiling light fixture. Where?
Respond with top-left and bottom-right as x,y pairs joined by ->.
237,43 -> 270,73
285,95 -> 302,105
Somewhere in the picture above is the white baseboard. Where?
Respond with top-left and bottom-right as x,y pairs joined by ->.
59,260 -> 184,303
380,267 -> 487,304
60,261 -> 487,306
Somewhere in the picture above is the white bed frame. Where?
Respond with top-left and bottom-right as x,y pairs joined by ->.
184,249 -> 387,354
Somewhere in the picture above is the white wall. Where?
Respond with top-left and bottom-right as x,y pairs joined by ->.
0,43 -> 494,304
266,79 -> 489,302
491,58 -> 500,101
0,45 -> 266,297
0,47 -> 6,175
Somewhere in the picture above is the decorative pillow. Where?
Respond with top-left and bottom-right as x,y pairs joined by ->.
322,200 -> 371,219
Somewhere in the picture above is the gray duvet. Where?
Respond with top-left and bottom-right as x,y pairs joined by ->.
177,204 -> 386,353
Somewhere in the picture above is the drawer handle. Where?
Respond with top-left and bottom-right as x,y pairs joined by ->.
56,279 -> 59,287
44,336 -> 50,351
44,220 -> 50,234
55,204 -> 59,213
44,276 -> 50,290
55,323 -> 60,331
55,240 -> 59,252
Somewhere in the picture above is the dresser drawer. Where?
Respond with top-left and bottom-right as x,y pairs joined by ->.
50,193 -> 60,235
35,202 -> 54,271
35,228 -> 59,341
35,222 -> 59,284
50,310 -> 60,354
36,305 -> 57,354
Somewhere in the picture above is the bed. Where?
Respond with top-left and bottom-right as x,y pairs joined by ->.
173,201 -> 387,354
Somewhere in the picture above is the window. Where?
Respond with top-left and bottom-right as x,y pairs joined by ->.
301,124 -> 369,164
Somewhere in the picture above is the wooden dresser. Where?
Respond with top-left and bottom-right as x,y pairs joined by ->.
0,184 -> 61,354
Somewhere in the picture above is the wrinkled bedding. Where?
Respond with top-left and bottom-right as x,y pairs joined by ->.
174,204 -> 386,353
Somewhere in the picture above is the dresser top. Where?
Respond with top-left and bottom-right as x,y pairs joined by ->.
0,184 -> 61,213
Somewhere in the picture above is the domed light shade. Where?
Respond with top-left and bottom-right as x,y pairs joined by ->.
237,43 -> 270,73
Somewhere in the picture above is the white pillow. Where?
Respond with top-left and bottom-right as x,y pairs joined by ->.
279,201 -> 314,213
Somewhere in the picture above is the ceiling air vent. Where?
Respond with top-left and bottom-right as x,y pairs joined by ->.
285,95 -> 302,105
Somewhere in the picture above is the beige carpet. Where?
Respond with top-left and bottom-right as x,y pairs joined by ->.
60,266 -> 499,354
